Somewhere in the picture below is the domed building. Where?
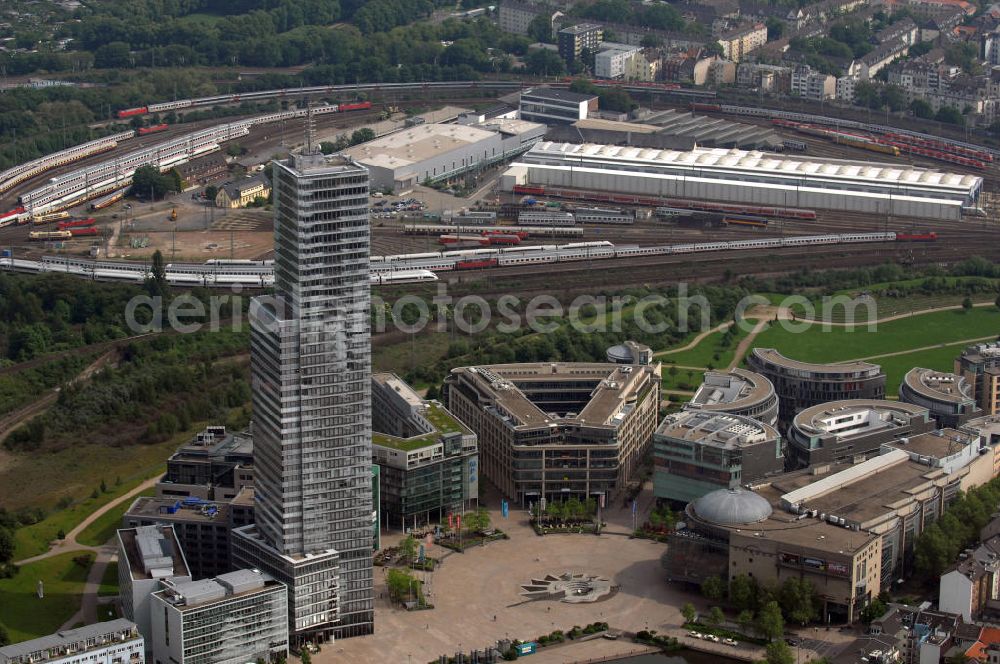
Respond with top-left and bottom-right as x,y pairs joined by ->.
688,488 -> 772,530
662,482 -> 882,624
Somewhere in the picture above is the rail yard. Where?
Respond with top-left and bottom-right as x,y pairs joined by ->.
1,79 -> 1000,293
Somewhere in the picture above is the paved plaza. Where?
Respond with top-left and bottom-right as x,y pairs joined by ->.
315,485 -> 852,663
317,489 -> 687,663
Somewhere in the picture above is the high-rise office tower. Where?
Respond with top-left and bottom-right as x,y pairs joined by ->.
232,147 -> 374,642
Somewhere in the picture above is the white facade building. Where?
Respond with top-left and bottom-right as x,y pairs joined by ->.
0,621 -> 144,664
504,141 -> 983,220
595,43 -> 641,79
519,87 -> 598,125
117,525 -> 192,652
150,570 -> 288,664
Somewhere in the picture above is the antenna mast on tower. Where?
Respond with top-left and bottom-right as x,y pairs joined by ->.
305,101 -> 316,154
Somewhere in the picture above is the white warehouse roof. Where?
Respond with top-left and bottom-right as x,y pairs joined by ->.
344,123 -> 498,170
522,142 -> 982,197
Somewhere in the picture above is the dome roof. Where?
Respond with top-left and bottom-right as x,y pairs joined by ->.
692,488 -> 772,526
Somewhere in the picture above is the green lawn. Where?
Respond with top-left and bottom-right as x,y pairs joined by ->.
0,552 -> 93,643
749,308 -> 1000,365
77,487 -> 156,548
8,426 -> 212,561
662,368 -> 705,393
98,561 -> 119,597
870,345 -> 970,398
658,324 -> 751,370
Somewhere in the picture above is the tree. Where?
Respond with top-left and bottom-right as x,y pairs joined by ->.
860,597 -> 887,624
704,42 -> 725,58
148,250 -> 167,296
853,81 -> 880,109
708,606 -> 725,627
0,527 -> 13,565
204,185 -> 218,202
701,575 -> 725,601
0,624 -> 8,648
319,141 -> 337,155
963,296 -> 973,313
399,534 -> 417,562
349,128 -> 375,146
995,294 -> 1000,312
131,165 -> 177,200
737,609 -> 755,635
467,507 -> 491,533
755,601 -> 785,642
94,41 -> 132,69
729,574 -> 758,611
525,48 -> 565,76
300,648 -> 311,664
910,99 -> 934,119
527,13 -> 555,43
681,602 -> 697,624
935,106 -> 965,126
881,85 -> 906,113
766,17 -> 785,41
779,577 -> 819,625
765,640 -> 796,664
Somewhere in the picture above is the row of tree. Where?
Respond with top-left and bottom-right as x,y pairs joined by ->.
701,573 -> 822,628
914,475 -> 1000,577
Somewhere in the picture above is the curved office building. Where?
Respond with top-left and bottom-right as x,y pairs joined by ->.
899,367 -> 980,428
747,348 -> 886,429
786,399 -> 934,468
685,368 -> 779,426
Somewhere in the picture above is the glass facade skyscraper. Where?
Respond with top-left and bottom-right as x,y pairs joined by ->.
233,149 -> 374,642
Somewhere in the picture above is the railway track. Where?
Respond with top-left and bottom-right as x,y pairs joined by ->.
430,239 -> 1000,298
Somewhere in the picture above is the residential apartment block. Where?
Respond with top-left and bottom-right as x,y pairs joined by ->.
717,22 -> 767,62
558,23 -> 603,64
0,621 -> 144,664
498,1 -> 564,37
595,43 -> 641,80
790,65 -> 836,100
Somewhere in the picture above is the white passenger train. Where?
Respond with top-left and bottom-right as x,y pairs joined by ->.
0,233 -> 902,287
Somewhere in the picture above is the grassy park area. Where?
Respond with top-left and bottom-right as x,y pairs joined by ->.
77,487 -> 157,548
651,296 -> 1000,399
0,552 -> 93,642
749,307 -> 1000,365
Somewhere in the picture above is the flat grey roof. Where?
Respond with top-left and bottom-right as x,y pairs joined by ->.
118,524 -> 190,581
451,362 -> 657,429
656,410 -> 779,448
751,348 -> 883,377
521,87 -> 597,104
688,368 -> 774,411
902,367 -> 975,404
